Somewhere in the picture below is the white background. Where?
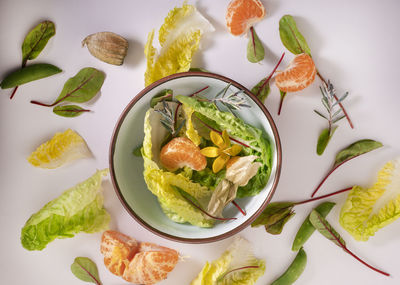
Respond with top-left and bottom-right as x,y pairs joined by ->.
1,0 -> 400,284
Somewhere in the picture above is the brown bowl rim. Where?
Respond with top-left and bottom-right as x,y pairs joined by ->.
109,71 -> 282,244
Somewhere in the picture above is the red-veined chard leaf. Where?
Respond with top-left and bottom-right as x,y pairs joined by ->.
53,105 -> 90,117
251,78 -> 270,102
71,257 -> 102,285
309,210 -> 390,276
251,202 -> 295,234
311,139 -> 383,197
279,15 -> 311,55
22,20 -> 55,64
309,210 -> 346,248
247,27 -> 265,63
150,89 -> 173,108
333,139 -> 383,168
54,67 -> 105,104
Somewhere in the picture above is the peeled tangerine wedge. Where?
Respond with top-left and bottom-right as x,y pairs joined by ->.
101,230 -> 139,276
160,137 -> 206,171
27,129 -> 91,169
275,53 -> 317,92
226,0 -> 265,36
101,230 -> 179,285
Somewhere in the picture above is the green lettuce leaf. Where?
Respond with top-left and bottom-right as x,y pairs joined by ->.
191,236 -> 265,285
143,109 -> 213,227
21,169 -> 110,251
176,95 -> 272,197
144,3 -> 214,86
340,159 -> 400,241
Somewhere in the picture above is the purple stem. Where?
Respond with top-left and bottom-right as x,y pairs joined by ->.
181,193 -> 236,221
295,187 -> 352,206
255,52 -> 285,99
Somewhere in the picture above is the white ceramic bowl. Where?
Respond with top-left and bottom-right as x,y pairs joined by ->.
109,72 -> 282,243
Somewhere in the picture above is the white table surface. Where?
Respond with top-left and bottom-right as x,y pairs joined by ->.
1,0 -> 400,284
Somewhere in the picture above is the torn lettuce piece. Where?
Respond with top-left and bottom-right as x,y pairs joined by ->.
143,108 -> 213,227
176,95 -> 272,197
340,158 -> 400,241
191,236 -> 265,285
144,3 -> 214,86
21,169 -> 110,251
182,104 -> 202,145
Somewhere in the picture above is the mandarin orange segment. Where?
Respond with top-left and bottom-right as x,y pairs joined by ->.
275,53 -> 316,92
122,243 -> 179,284
100,230 -> 139,276
160,137 -> 207,171
226,0 -> 265,36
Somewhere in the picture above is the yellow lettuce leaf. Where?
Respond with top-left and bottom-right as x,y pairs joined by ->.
144,3 -> 214,86
340,159 -> 400,241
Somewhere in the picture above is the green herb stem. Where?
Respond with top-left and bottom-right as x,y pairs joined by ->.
317,71 -> 353,129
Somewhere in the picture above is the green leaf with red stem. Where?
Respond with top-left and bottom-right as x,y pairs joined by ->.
71,257 -> 102,284
31,67 -> 105,107
311,139 -> 383,197
252,187 -> 352,235
22,20 -> 55,63
251,53 -> 285,102
150,89 -> 173,108
279,15 -> 311,55
309,210 -> 390,277
247,27 -> 265,63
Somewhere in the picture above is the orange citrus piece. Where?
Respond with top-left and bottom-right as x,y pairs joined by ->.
275,53 -> 317,92
226,0 -> 266,36
160,137 -> 207,171
122,242 -> 179,284
100,230 -> 139,276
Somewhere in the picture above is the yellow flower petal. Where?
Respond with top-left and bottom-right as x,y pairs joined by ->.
200,147 -> 220,158
210,131 -> 224,148
224,144 -> 242,156
212,153 -> 230,173
222,130 -> 231,148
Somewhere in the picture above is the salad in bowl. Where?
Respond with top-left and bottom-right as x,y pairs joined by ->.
110,72 -> 281,242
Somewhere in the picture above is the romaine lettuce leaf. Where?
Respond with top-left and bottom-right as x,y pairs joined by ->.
143,109 -> 213,227
21,169 -> 110,251
176,95 -> 272,197
144,3 -> 214,86
340,159 -> 400,241
191,237 -> 265,285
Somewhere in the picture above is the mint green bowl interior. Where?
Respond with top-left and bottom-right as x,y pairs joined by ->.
110,72 -> 281,243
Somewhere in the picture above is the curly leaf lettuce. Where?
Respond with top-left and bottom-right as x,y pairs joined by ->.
340,159 -> 400,241
144,3 -> 214,86
191,237 -> 265,285
176,95 -> 272,197
143,109 -> 213,227
21,169 -> 110,250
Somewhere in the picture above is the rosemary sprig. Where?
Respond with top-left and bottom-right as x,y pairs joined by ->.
196,84 -> 251,116
314,81 -> 348,155
155,100 -> 185,137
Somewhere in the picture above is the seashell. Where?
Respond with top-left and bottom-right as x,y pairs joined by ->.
82,32 -> 128,65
